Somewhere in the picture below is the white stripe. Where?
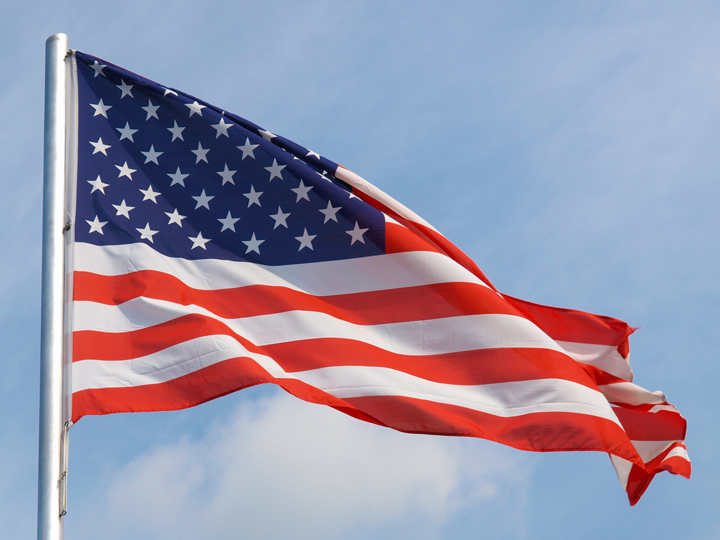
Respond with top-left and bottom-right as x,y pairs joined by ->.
648,404 -> 678,414
309,365 -> 615,421
71,298 -> 568,356
610,454 -> 633,489
599,382 -> 666,406
335,166 -> 438,232
384,213 -> 401,225
72,334 -> 620,425
556,341 -> 633,382
71,242 -> 490,294
662,445 -> 690,462
631,440 -> 676,463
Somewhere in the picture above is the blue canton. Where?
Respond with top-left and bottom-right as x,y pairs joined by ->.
75,51 -> 385,265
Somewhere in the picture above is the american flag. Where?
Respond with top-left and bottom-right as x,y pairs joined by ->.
67,51 -> 690,505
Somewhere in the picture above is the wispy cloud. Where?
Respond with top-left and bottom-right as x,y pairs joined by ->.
67,392 -> 532,540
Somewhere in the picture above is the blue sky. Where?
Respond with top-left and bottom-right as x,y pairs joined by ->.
2,1 -> 717,538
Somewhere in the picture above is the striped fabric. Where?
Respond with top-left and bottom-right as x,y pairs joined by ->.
336,166 -> 691,505
66,51 -> 689,505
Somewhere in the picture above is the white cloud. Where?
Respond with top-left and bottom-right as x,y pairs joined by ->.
68,392 -> 532,540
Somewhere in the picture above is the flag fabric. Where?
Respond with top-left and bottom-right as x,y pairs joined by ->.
66,51 -> 690,505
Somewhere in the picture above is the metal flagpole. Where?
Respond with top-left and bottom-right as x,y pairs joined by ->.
38,32 -> 69,540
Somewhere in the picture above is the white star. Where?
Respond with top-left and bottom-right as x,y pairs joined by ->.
112,199 -> 135,219
218,211 -> 240,232
141,145 -> 163,165
186,100 -> 206,117
142,99 -> 160,120
265,159 -> 286,181
269,206 -> 290,229
189,231 -> 211,250
115,161 -> 136,180
165,208 -> 186,227
168,167 -> 189,187
242,233 -> 265,254
89,60 -> 106,77
90,98 -> 111,118
88,175 -> 109,194
116,79 -> 134,99
140,185 -> 161,203
191,142 -> 210,164
295,228 -> 317,251
318,170 -> 332,182
238,138 -> 259,160
291,180 -> 314,202
217,164 -> 237,185
163,87 -> 178,97
258,129 -> 275,141
136,223 -> 159,243
86,215 -> 107,234
243,185 -> 263,207
116,122 -> 138,142
319,200 -> 341,223
192,189 -> 214,210
346,221 -> 369,245
89,137 -> 111,155
168,120 -> 185,142
306,149 -> 320,159
212,117 -> 233,138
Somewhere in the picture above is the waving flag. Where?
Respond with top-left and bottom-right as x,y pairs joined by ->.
66,51 -> 690,505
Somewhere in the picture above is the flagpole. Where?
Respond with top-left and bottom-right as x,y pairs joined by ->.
38,32 -> 69,540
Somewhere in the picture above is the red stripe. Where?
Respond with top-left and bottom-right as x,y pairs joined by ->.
73,314 -> 601,389
343,395 -> 641,463
384,222 -> 443,254
74,271 -> 515,323
264,339 -> 596,387
625,465 -> 654,506
71,357 -> 640,468
578,364 -> 627,386
503,294 -> 634,351
613,406 -> 687,441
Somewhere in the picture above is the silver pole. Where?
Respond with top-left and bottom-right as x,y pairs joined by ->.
38,32 -> 69,540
